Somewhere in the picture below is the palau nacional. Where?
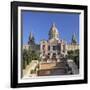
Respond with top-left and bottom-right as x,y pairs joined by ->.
22,23 -> 79,77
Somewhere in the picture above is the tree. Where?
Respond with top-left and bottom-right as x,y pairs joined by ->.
67,49 -> 79,69
23,49 -> 28,69
23,48 -> 32,69
31,50 -> 40,60
23,45 -> 41,69
28,46 -> 41,61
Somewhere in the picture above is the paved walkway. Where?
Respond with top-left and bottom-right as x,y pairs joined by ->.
23,60 -> 38,78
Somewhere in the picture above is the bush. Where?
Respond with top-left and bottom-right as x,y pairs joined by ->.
31,70 -> 35,74
67,49 -> 79,69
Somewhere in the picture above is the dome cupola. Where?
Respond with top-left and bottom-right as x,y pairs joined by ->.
49,23 -> 59,40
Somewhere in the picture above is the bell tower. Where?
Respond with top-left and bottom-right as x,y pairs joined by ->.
28,32 -> 35,45
71,33 -> 77,44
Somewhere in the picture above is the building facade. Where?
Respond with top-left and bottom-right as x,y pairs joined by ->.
66,33 -> 79,51
23,23 -> 79,61
23,32 -> 40,52
40,23 -> 67,61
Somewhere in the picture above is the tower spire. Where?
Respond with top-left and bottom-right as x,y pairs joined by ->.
28,32 -> 35,45
52,22 -> 55,27
71,33 -> 77,44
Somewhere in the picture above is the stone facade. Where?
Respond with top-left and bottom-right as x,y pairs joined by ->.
23,23 -> 79,61
23,32 -> 40,53
40,23 -> 67,61
66,44 -> 79,51
23,44 -> 29,50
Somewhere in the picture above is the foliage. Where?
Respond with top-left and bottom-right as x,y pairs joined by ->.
22,46 -> 41,69
67,49 -> 79,68
23,49 -> 29,69
31,69 -> 35,74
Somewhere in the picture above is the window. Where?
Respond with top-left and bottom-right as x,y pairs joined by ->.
48,53 -> 50,55
42,45 -> 45,50
53,46 -> 56,50
63,45 -> 65,52
57,45 -> 60,50
53,45 -> 60,50
48,46 -> 50,50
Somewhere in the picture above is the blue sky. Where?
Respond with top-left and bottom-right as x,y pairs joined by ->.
22,10 -> 79,44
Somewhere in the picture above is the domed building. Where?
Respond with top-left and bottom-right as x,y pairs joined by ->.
40,23 -> 67,61
23,23 -> 79,62
22,23 -> 79,77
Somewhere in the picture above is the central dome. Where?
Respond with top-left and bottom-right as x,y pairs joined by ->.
49,23 -> 59,40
